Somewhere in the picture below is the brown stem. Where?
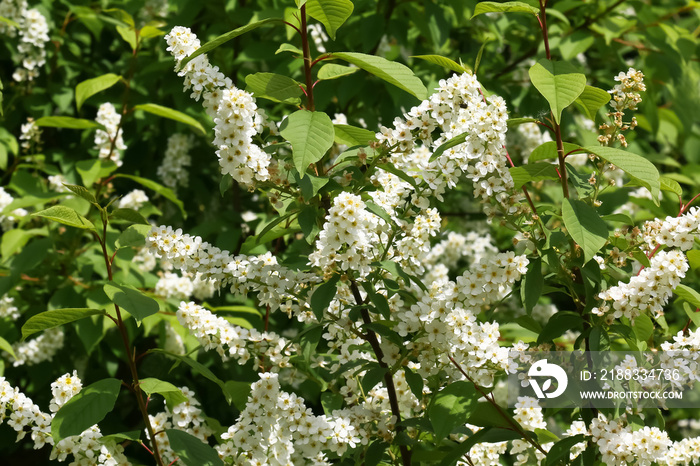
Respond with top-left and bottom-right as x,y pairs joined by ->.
554,122 -> 569,198
349,281 -> 411,466
537,1 -> 569,199
448,355 -> 548,456
95,228 -> 165,466
300,5 -> 315,112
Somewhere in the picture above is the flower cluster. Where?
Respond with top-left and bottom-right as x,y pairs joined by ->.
216,372 -> 364,464
147,386 -> 213,465
0,373 -> 129,464
177,301 -> 292,370
309,192 -> 385,279
591,414 -> 671,466
394,252 -> 528,386
19,117 -> 42,153
164,26 -> 273,186
0,294 -> 20,320
594,249 -> 688,322
154,271 -> 216,301
598,68 -> 644,147
423,231 -> 497,270
10,327 -> 64,367
643,206 -> 700,251
94,102 -> 127,167
513,120 -> 552,163
146,225 -> 312,314
0,186 -> 28,231
455,425 -> 508,466
308,23 -> 328,53
0,1 -> 50,82
375,72 -> 515,214
48,174 -> 70,193
511,396 -> 551,465
117,189 -> 148,210
157,133 -> 194,190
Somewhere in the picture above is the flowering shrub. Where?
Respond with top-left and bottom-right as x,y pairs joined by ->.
1,0 -> 700,465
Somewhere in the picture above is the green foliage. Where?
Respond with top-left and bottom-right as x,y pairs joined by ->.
51,378 -> 121,443
528,59 -> 586,124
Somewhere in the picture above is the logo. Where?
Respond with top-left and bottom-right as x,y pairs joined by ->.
528,359 -> 568,399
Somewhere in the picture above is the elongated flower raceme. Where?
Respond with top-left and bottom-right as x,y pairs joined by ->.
164,26 -> 274,186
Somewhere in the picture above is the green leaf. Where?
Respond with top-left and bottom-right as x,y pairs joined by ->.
134,103 -> 205,135
166,429 -> 224,466
51,378 -> 121,443
110,208 -> 149,225
139,378 -> 188,410
660,176 -> 682,197
35,116 -> 104,130
562,199 -> 609,263
321,391 -> 343,415
140,25 -> 165,39
546,434 -> 587,466
299,204 -> 321,243
429,132 -> 468,162
521,257 -> 542,312
63,184 -> 97,204
377,260 -> 427,291
22,308 -> 104,340
310,275 -> 340,320
32,205 -> 95,230
333,124 -> 376,146
317,63 -> 359,80
1,228 -> 46,259
178,18 -> 281,70
559,31 -> 595,60
538,311 -> 584,343
103,283 -> 160,322
688,250 -> 700,271
428,381 -> 480,440
509,162 -> 559,189
684,303 -> 700,328
276,43 -> 303,55
0,144 -> 7,170
299,173 -> 329,201
582,146 -> 660,203
306,0 -> 353,40
224,380 -> 252,411
362,366 -> 388,393
0,336 -> 17,360
280,110 -> 335,175
535,428 -> 560,444
411,55 -> 467,73
528,59 -> 586,124
245,72 -> 304,105
676,284 -> 700,309
0,15 -> 20,28
633,313 -> 654,342
529,141 -> 582,162
112,174 -> 186,218
507,117 -> 538,127
104,8 -> 135,27
331,52 -> 428,100
574,85 -> 611,120
76,74 -> 122,111
403,367 -> 424,400
471,1 -> 539,18
466,402 -> 515,429
76,159 -> 118,187
115,224 -> 151,249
